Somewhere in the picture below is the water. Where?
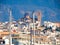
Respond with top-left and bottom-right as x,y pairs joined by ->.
12,38 -> 19,45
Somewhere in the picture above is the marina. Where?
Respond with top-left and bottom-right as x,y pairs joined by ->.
0,10 -> 60,45
0,0 -> 60,45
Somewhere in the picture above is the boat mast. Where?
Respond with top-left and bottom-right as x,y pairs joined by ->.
9,10 -> 12,45
33,11 -> 35,45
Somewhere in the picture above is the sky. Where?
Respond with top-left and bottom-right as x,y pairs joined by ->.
0,0 -> 60,22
